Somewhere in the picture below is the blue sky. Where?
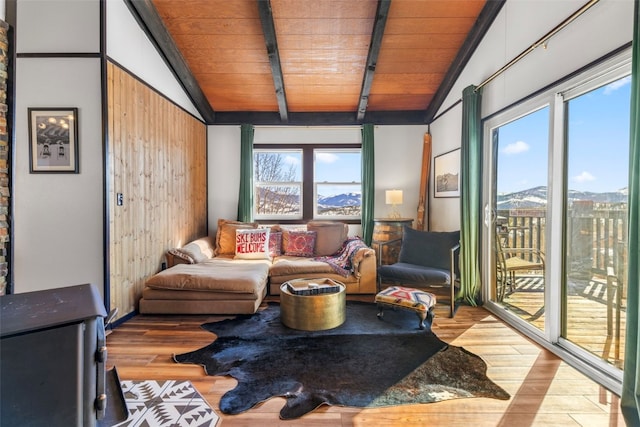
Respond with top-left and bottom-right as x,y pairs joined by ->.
272,149 -> 361,198
497,75 -> 631,195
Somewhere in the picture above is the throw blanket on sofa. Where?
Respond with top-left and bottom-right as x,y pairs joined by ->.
314,237 -> 369,277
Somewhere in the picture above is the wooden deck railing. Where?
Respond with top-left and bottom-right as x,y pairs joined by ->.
496,207 -> 627,277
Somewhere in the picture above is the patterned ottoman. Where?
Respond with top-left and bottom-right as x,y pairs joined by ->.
375,286 -> 436,330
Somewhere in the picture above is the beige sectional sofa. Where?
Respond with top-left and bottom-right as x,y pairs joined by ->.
138,219 -> 377,315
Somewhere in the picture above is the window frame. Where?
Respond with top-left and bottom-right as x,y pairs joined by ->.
253,143 -> 362,224
253,149 -> 303,221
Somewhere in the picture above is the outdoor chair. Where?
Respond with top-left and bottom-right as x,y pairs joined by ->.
495,230 -> 545,301
377,227 -> 460,317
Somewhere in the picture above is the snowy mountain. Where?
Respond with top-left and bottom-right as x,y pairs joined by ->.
318,192 -> 361,208
497,186 -> 628,210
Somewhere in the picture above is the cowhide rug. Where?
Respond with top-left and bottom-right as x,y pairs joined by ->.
173,301 -> 510,419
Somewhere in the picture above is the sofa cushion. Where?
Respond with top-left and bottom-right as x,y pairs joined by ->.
398,227 -> 460,270
283,230 -> 317,257
235,228 -> 270,260
307,221 -> 349,256
177,236 -> 215,263
270,256 -> 337,276
215,218 -> 258,256
146,258 -> 269,294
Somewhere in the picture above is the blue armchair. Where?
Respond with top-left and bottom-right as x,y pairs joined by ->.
377,227 -> 460,317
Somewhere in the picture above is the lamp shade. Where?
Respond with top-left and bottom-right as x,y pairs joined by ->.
385,190 -> 403,205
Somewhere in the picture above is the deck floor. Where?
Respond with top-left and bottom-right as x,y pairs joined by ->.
500,275 -> 626,368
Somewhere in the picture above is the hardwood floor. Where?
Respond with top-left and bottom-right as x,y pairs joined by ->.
106,294 -> 625,426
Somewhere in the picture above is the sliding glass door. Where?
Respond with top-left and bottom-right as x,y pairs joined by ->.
489,107 -> 549,333
561,74 -> 630,368
483,50 -> 631,383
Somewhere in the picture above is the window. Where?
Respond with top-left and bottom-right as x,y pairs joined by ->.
314,149 -> 361,218
254,150 -> 302,219
253,145 -> 361,222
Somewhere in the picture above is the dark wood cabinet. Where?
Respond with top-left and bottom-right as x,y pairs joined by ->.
1,284 -> 108,427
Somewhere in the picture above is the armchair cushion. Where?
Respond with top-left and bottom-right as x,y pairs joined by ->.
398,227 -> 460,271
378,262 -> 452,285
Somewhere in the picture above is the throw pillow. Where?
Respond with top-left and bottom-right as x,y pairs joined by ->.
215,218 -> 258,256
269,231 -> 283,257
177,237 -> 214,263
235,228 -> 270,260
307,221 -> 349,256
283,230 -> 317,257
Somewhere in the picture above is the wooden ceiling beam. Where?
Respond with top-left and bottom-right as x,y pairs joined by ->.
257,0 -> 289,123
423,0 -> 506,124
124,0 -> 216,123
357,0 -> 391,122
212,110 -> 426,126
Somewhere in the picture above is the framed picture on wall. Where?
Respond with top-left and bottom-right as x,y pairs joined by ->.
28,107 -> 79,173
434,148 -> 460,198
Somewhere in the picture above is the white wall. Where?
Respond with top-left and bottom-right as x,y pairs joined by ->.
430,109 -> 462,231
208,125 -> 242,234
373,125 -> 430,225
207,124 -> 429,234
429,0 -> 634,229
14,1 -> 103,294
105,0 -> 202,120
13,0 -> 202,296
17,0 -> 100,53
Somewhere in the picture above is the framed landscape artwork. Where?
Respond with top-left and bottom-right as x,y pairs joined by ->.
434,148 -> 460,198
28,107 -> 79,173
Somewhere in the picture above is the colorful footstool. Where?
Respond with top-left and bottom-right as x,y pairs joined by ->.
375,286 -> 436,330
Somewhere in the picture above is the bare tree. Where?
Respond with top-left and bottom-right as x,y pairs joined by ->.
254,153 -> 300,215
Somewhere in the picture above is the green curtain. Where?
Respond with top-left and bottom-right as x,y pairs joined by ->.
237,124 -> 254,222
621,1 -> 640,424
459,85 -> 483,306
361,124 -> 375,246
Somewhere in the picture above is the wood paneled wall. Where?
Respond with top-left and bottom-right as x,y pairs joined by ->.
107,62 -> 207,320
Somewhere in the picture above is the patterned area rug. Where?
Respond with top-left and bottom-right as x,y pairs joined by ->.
174,301 -> 510,420
112,380 -> 219,427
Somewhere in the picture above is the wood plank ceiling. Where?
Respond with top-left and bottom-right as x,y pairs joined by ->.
128,0 -> 504,125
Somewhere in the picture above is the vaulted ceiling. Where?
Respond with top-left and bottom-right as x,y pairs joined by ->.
127,0 -> 504,125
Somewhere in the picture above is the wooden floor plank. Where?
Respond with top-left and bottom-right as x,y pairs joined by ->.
106,297 -> 624,426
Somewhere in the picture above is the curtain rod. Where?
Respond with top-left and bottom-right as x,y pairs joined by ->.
431,0 -> 601,123
475,0 -> 600,91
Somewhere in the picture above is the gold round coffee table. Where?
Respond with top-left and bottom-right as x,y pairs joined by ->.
280,278 -> 346,331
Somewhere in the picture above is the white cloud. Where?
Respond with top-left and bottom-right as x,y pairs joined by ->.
503,140 -> 529,155
284,155 -> 300,165
604,76 -> 631,95
573,171 -> 596,183
315,152 -> 339,163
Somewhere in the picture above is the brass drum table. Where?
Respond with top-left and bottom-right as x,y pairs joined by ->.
279,279 -> 346,331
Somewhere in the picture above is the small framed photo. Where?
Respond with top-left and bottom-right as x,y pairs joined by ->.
28,108 -> 79,173
434,148 -> 460,198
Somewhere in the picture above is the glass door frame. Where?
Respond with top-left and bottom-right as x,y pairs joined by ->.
481,97 -> 553,345
480,48 -> 631,394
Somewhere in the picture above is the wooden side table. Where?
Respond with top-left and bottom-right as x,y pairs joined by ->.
372,218 -> 413,265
